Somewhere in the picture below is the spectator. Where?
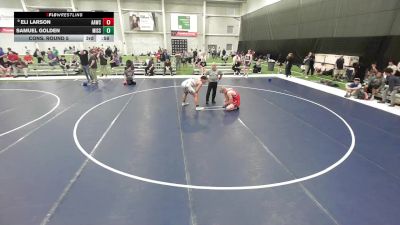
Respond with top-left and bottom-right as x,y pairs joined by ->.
199,58 -> 207,76
88,52 -> 98,84
344,78 -> 362,98
232,53 -> 242,75
315,63 -> 327,75
379,68 -> 400,107
59,55 -> 69,70
388,60 -> 398,72
24,46 -> 31,55
365,71 -> 385,100
78,50 -> 91,82
33,48 -> 43,63
145,58 -> 155,76
23,52 -> 33,64
52,47 -> 59,57
0,47 -> 5,66
205,63 -> 223,104
110,53 -> 120,68
124,60 -> 136,85
70,53 -> 79,68
334,56 -> 345,80
163,58 -> 173,76
366,63 -> 379,81
0,61 -> 11,77
253,59 -> 262,73
105,46 -> 112,57
175,52 -> 182,70
303,52 -> 315,78
7,49 -> 19,77
14,58 -> 28,78
47,50 -> 58,66
285,53 -> 294,77
98,51 -> 109,77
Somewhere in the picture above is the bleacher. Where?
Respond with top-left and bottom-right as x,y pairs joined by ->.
13,63 -> 80,77
110,62 -> 176,76
193,63 -> 243,75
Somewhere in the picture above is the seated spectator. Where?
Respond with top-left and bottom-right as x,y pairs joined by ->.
14,58 -> 28,78
163,58 -> 173,76
7,50 -> 19,76
315,63 -> 327,75
70,54 -> 79,68
365,71 -> 385,100
253,59 -> 262,73
145,58 -> 155,76
222,54 -> 229,64
0,61 -> 11,77
110,53 -> 120,68
379,68 -> 400,107
23,52 -> 33,64
33,48 -> 44,63
59,55 -> 69,70
0,47 -> 6,66
124,60 -> 136,85
199,58 -> 207,75
344,78 -> 362,98
47,51 -> 59,66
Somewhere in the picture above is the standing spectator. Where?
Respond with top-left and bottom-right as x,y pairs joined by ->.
175,52 -> 182,70
52,47 -> 59,57
23,52 -> 33,64
14,58 -> 29,78
205,63 -> 223,104
24,46 -> 31,55
244,50 -> 253,78
145,58 -> 155,76
334,56 -> 345,80
163,58 -> 173,76
303,52 -> 315,78
379,68 -> 400,107
98,51 -> 109,77
105,46 -> 112,57
88,52 -> 98,84
388,60 -> 398,72
285,53 -> 294,78
222,49 -> 226,59
78,50 -> 91,82
344,78 -> 362,98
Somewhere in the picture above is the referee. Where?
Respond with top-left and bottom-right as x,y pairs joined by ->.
205,63 -> 223,104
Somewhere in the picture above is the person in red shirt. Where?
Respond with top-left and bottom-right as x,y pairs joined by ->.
7,49 -> 19,77
220,87 -> 241,111
23,52 -> 33,64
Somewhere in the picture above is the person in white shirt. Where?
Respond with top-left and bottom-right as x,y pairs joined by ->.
181,76 -> 208,110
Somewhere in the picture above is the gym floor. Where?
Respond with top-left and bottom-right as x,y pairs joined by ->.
0,77 -> 399,225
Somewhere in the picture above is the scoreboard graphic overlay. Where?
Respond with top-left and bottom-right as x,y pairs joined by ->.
14,12 -> 114,42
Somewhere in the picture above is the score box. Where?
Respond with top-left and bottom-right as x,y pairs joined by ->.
103,26 -> 114,35
103,18 -> 114,26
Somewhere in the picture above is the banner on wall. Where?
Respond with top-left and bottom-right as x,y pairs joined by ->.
0,8 -> 16,33
171,13 -> 197,37
129,12 -> 156,31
